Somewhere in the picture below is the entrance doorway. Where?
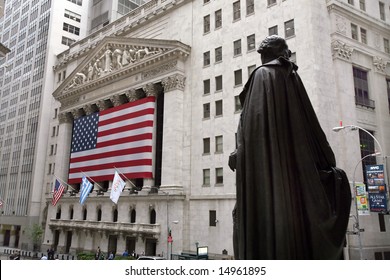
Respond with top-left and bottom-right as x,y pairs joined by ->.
145,238 -> 157,256
108,235 -> 117,255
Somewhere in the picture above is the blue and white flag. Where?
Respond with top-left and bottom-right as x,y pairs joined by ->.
80,176 -> 93,205
110,171 -> 126,204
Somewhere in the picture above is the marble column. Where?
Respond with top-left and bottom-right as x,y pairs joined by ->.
160,74 -> 186,190
57,112 -> 74,186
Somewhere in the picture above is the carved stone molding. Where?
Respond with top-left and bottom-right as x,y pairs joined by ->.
143,83 -> 158,97
373,56 -> 388,73
331,40 -> 353,60
110,94 -> 123,107
335,15 -> 346,35
142,60 -> 177,80
97,100 -> 110,111
161,74 -> 186,92
58,112 -> 73,124
83,104 -> 95,115
62,97 -> 80,108
125,89 -> 141,102
71,108 -> 84,120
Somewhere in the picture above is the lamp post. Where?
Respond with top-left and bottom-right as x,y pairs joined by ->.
351,152 -> 381,259
333,124 -> 388,259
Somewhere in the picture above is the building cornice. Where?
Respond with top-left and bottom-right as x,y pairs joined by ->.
53,0 -> 192,70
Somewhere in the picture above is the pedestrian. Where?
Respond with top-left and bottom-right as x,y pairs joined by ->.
95,246 -> 101,260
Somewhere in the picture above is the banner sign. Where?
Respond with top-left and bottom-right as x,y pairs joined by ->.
365,165 -> 386,194
368,193 -> 387,212
356,184 -> 370,215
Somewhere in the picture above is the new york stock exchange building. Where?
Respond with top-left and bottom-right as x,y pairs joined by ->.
43,1 -> 242,259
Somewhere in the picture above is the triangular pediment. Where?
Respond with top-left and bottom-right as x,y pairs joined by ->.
53,36 -> 190,102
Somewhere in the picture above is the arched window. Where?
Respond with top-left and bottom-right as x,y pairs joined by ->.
113,208 -> 118,222
150,209 -> 156,224
97,208 -> 102,221
83,207 -> 87,220
130,209 -> 136,223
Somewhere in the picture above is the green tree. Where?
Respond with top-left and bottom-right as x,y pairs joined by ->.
27,224 -> 44,252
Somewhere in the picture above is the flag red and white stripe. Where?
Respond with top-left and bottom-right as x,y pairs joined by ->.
68,97 -> 155,184
52,179 -> 65,206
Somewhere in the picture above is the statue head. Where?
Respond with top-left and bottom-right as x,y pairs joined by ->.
257,35 -> 291,64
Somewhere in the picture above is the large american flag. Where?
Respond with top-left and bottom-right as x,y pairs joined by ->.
52,179 -> 65,206
68,97 -> 155,184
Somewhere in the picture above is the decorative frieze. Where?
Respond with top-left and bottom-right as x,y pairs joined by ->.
63,44 -> 163,92
142,60 -> 177,80
162,74 -> 186,92
335,15 -> 346,35
331,40 -> 353,60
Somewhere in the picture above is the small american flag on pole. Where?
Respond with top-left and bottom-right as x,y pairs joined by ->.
68,97 -> 155,184
52,179 -> 65,206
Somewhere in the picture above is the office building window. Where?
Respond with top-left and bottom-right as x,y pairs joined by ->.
359,129 -> 376,178
360,28 -> 367,44
204,79 -> 210,95
209,210 -> 217,226
215,9 -> 222,29
215,75 -> 223,91
204,0 -> 210,4
203,138 -> 210,154
215,136 -> 223,153
203,51 -> 210,66
204,15 -> 210,33
234,95 -> 242,112
67,0 -> 82,6
379,2 -> 385,21
61,36 -> 76,46
215,46 -> 222,63
359,0 -> 365,11
234,69 -> 242,86
215,100 -> 223,116
203,169 -> 210,186
234,39 -> 242,56
248,64 -> 256,76
63,22 -> 80,35
384,38 -> 390,54
348,0 -> 354,4
64,9 -> 81,22
284,19 -> 295,38
247,34 -> 255,51
215,168 -> 223,184
351,23 -> 358,40
203,103 -> 210,118
269,25 -> 278,35
246,0 -> 254,15
268,0 -> 276,6
233,1 -> 241,21
353,67 -> 374,109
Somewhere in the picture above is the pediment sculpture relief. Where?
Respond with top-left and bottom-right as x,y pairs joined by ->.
65,45 -> 162,91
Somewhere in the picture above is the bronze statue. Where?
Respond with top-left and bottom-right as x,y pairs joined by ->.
229,35 -> 351,259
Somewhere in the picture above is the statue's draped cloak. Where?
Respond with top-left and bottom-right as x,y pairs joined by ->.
234,57 -> 351,259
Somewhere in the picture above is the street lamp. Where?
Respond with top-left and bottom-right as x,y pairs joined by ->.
351,152 -> 381,259
332,125 -> 383,155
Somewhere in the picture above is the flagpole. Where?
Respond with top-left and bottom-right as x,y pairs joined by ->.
114,167 -> 137,189
81,171 -> 104,190
54,175 -> 76,191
